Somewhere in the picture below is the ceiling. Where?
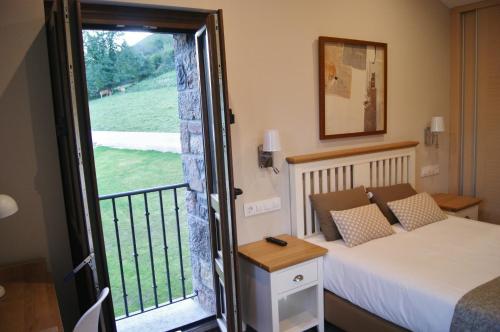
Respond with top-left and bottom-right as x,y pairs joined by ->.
439,0 -> 484,8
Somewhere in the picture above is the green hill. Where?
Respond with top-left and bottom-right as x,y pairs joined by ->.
132,33 -> 174,55
132,33 -> 175,76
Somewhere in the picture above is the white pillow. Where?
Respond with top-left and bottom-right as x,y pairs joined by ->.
330,204 -> 395,247
387,192 -> 447,231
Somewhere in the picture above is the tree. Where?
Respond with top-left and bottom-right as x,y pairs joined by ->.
83,30 -> 122,98
83,31 -> 175,98
114,41 -> 141,84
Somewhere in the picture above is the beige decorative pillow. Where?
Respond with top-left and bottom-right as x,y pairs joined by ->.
367,183 -> 418,224
387,192 -> 447,231
330,204 -> 395,247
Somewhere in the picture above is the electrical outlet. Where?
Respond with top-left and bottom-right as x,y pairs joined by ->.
420,164 -> 440,177
244,197 -> 281,217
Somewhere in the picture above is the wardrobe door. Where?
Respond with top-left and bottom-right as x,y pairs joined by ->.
460,11 -> 477,197
476,5 -> 500,223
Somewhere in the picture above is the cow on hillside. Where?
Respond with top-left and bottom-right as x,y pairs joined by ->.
99,88 -> 113,98
115,85 -> 126,93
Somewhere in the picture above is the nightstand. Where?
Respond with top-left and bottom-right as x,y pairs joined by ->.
432,193 -> 482,220
238,234 -> 328,332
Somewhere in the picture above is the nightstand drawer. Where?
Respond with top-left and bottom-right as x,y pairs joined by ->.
274,259 -> 317,294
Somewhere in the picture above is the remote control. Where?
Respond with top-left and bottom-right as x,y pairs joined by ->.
265,237 -> 288,246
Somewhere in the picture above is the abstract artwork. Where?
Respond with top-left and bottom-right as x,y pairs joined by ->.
319,37 -> 387,139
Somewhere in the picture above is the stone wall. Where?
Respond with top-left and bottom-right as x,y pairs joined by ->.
173,34 -> 215,314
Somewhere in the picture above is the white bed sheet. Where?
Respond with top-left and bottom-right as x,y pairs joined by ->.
307,216 -> 500,332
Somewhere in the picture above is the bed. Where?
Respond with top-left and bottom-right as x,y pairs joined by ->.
286,141 -> 500,332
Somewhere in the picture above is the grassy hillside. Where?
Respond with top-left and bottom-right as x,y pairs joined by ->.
89,72 -> 179,133
126,70 -> 177,93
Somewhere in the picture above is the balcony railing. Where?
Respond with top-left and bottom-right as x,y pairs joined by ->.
99,183 -> 195,320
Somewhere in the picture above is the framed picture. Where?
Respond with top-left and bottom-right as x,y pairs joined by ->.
319,36 -> 387,139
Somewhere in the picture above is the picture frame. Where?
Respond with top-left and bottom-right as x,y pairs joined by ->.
319,36 -> 387,139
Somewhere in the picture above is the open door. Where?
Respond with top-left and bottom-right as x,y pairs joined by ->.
46,1 -> 240,330
45,0 -> 115,330
196,11 -> 242,332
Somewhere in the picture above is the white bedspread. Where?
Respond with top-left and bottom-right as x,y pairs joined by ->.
307,216 -> 500,332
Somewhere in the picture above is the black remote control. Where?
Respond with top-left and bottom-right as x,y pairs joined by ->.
265,237 -> 288,246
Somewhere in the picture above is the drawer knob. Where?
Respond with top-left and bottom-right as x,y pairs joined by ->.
293,274 -> 304,282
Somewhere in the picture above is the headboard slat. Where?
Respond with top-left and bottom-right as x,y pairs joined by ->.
304,172 -> 312,236
321,170 -> 328,193
288,142 -> 418,238
385,160 -> 390,186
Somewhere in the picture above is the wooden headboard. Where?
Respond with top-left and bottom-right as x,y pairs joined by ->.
287,141 -> 419,239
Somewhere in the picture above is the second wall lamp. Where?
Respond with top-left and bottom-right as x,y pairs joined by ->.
258,129 -> 281,174
425,116 -> 445,148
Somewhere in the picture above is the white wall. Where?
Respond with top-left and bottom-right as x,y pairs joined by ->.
124,0 -> 451,244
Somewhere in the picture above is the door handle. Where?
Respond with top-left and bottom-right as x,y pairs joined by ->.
233,188 -> 243,199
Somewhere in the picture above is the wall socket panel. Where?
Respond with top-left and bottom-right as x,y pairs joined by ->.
244,197 -> 281,217
420,164 -> 440,177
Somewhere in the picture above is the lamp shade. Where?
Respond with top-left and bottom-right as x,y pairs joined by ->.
263,129 -> 281,152
431,116 -> 445,133
0,195 -> 18,219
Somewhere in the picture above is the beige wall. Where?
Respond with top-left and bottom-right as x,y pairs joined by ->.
1,0 -> 450,312
0,0 -> 451,262
0,0 -> 79,327
125,0 -> 450,244
0,0 -> 449,325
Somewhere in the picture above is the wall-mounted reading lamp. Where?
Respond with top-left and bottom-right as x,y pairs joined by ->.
425,116 -> 445,148
258,129 -> 281,174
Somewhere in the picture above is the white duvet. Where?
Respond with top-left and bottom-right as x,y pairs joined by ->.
307,216 -> 500,332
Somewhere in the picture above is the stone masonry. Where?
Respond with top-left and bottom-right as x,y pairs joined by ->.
173,34 -> 216,314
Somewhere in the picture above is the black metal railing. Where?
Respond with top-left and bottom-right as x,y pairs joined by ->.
99,183 -> 195,320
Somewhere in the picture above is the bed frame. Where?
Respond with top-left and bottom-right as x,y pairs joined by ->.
287,141 -> 418,331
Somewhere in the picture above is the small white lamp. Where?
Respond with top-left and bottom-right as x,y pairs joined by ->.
258,129 -> 281,173
425,116 -> 445,148
0,194 -> 19,298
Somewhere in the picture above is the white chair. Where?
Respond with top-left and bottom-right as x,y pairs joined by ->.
74,287 -> 110,332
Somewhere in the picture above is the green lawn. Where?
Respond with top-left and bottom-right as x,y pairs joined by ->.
89,72 -> 179,133
94,147 -> 190,317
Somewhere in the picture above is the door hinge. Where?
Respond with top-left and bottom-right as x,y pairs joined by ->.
229,109 -> 235,124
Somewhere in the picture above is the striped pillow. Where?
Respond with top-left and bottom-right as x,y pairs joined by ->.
387,192 -> 447,231
331,204 -> 395,247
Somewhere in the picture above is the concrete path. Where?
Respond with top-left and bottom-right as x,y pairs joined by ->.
92,131 -> 181,153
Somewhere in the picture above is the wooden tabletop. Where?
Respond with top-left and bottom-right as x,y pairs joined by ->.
238,234 -> 328,272
0,259 -> 63,332
432,193 -> 482,212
